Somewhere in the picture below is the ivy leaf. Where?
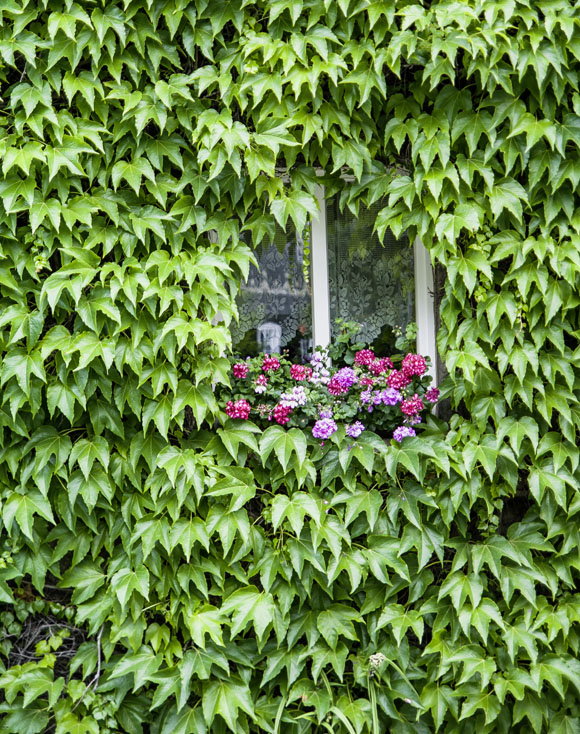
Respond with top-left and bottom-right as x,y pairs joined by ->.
377,604 -> 424,645
202,678 -> 256,730
317,605 -> 360,649
54,713 -> 99,734
270,190 -> 318,233
489,179 -> 527,219
30,198 -> 61,232
111,566 -> 150,607
111,158 -> 156,194
261,426 -> 307,472
3,490 -> 54,539
184,605 -> 224,648
459,689 -> 502,725
420,684 -> 459,731
531,655 -> 580,698
221,586 -> 275,640
160,706 -> 207,734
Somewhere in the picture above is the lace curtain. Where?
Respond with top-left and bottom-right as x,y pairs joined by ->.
327,197 -> 415,354
231,227 -> 313,361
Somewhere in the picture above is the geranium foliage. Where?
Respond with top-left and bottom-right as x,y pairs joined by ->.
0,0 -> 580,732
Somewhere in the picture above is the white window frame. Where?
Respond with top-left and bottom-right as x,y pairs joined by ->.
310,185 -> 438,380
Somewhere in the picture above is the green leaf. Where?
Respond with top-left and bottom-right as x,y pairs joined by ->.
111,566 -> 150,607
202,678 -> 256,731
184,605 -> 224,648
111,158 -> 156,194
55,713 -> 99,734
421,684 -> 459,731
221,586 -> 275,640
3,490 -> 54,539
270,190 -> 318,233
317,604 -> 360,649
161,706 -> 207,734
459,689 -> 501,725
489,179 -> 527,220
377,603 -> 424,645
260,425 -> 307,472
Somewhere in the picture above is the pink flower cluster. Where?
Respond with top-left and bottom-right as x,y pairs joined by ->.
402,353 -> 427,377
401,394 -> 424,416
232,362 -> 249,379
426,387 -> 440,403
225,399 -> 251,419
354,349 -> 375,366
262,354 -> 280,372
386,370 -> 411,390
273,404 -> 292,425
328,375 -> 349,396
370,357 -> 393,375
290,364 -> 312,381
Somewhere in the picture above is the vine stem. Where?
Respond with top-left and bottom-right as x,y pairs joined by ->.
72,624 -> 104,711
369,678 -> 380,734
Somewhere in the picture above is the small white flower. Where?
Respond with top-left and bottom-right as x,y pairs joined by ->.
369,652 -> 387,669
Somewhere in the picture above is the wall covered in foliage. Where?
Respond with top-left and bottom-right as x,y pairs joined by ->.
1,0 -> 580,732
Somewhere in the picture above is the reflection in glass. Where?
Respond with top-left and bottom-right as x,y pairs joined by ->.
327,197 -> 415,355
231,226 -> 312,362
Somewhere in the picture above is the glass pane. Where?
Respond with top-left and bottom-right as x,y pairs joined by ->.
327,197 -> 415,354
231,225 -> 313,362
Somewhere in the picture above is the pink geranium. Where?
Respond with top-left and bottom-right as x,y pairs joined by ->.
262,354 -> 281,372
354,349 -> 375,366
273,404 -> 292,425
386,370 -> 411,389
402,353 -> 427,377
401,394 -> 424,416
233,362 -> 249,378
225,399 -> 251,419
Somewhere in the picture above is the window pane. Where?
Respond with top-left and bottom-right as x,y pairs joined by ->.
231,225 -> 313,362
327,197 -> 415,354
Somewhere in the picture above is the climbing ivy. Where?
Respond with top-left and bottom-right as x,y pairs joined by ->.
1,0 -> 580,732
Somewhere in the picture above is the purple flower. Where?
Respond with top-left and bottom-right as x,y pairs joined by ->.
406,415 -> 422,425
319,408 -> 333,419
335,367 -> 357,389
280,386 -> 307,408
312,418 -> 338,439
393,425 -> 417,442
310,367 -> 330,385
361,388 -> 372,405
379,388 -> 402,406
309,353 -> 331,384
346,421 -> 365,438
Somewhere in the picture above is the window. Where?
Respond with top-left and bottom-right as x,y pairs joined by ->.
232,185 -> 437,378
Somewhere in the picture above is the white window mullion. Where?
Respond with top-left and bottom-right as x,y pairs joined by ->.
310,184 -> 331,350
414,238 -> 438,381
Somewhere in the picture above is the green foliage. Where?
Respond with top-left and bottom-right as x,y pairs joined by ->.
0,0 -> 579,732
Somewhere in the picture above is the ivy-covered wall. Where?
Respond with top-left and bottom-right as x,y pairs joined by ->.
1,1 -> 580,732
